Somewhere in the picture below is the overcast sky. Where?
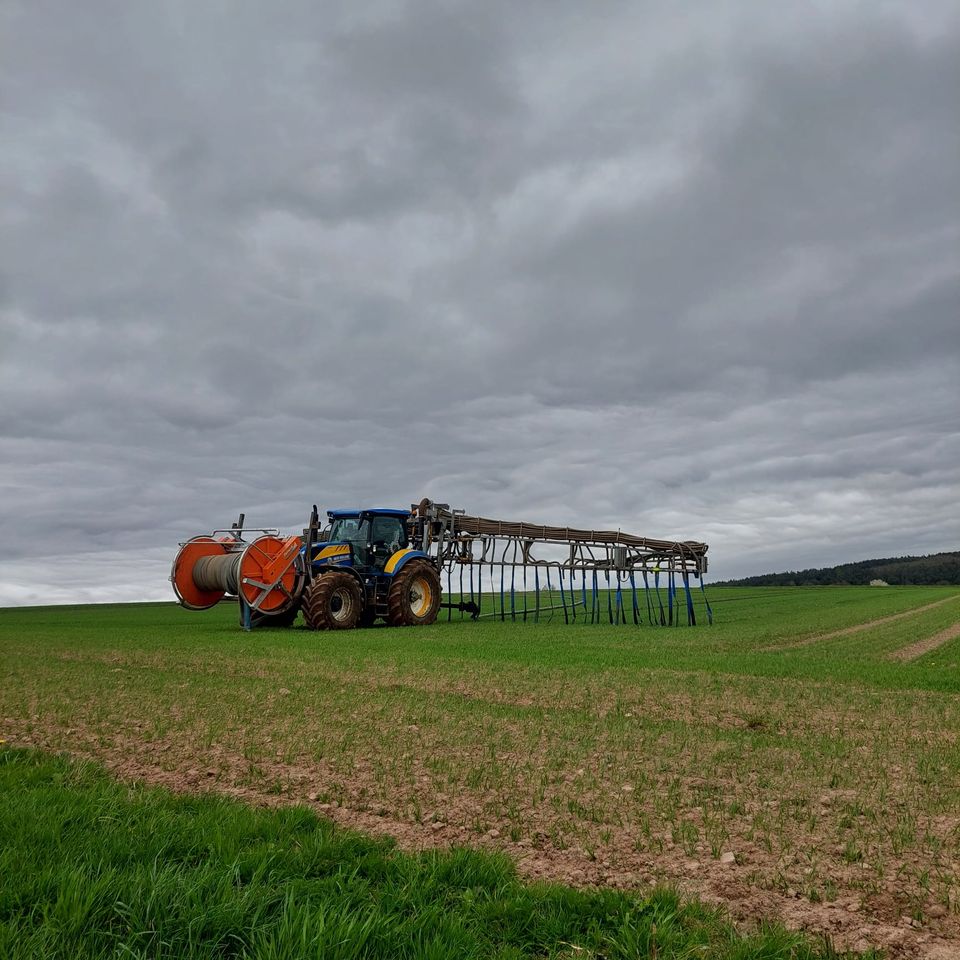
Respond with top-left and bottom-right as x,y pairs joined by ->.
1,0 -> 958,605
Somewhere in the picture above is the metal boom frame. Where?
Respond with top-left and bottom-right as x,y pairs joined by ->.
411,500 -> 712,626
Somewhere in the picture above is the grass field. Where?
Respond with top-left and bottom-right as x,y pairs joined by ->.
2,586 -> 959,956
0,747 -> 848,959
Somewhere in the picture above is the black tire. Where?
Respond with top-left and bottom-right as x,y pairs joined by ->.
301,589 -> 316,629
387,561 -> 442,626
303,572 -> 363,630
250,603 -> 300,629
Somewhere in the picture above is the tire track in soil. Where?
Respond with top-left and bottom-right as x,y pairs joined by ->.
763,594 -> 960,651
888,619 -> 960,663
6,724 -> 959,959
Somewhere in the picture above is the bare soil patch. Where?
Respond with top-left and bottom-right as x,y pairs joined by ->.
889,620 -> 960,663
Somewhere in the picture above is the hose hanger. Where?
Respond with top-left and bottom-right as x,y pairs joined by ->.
412,499 -> 712,627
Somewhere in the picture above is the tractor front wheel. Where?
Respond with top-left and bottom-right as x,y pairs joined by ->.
387,561 -> 441,626
301,593 -> 316,629
303,572 -> 363,630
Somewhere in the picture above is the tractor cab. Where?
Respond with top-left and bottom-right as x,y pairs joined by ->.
325,508 -> 410,571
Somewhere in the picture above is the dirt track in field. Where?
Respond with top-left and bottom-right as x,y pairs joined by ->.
7,716 -> 959,960
889,620 -> 960,663
764,594 -> 960,651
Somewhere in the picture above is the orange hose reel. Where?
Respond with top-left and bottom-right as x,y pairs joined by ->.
171,531 -> 303,616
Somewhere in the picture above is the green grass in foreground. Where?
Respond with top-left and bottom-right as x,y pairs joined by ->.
3,588 -> 960,918
0,747 -> 859,960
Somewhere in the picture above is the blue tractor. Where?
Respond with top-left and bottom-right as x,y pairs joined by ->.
299,506 -> 442,630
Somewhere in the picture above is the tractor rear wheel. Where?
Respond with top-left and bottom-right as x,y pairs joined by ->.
387,561 -> 441,626
303,572 -> 363,630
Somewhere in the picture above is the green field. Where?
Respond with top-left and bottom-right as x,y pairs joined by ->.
2,586 -> 959,955
1,748 -> 846,959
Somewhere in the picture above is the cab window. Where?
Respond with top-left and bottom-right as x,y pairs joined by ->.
370,516 -> 406,548
328,517 -> 364,542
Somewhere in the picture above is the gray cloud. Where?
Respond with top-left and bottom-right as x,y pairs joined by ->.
1,0 -> 958,605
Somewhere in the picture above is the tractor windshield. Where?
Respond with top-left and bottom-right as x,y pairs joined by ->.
327,517 -> 367,543
326,515 -> 408,549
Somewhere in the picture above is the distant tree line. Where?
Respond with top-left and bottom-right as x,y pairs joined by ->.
716,552 -> 960,586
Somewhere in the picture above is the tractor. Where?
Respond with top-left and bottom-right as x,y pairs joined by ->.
171,499 -> 710,629
299,506 -> 442,629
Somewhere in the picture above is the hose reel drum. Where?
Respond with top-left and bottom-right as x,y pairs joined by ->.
170,528 -> 304,622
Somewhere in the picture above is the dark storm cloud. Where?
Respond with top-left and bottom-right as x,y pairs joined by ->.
1,0 -> 958,604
